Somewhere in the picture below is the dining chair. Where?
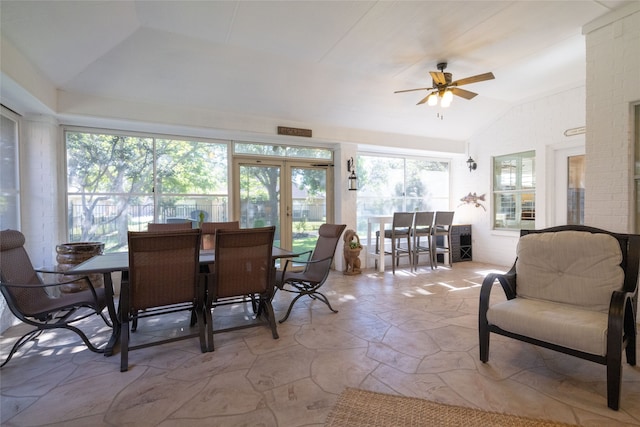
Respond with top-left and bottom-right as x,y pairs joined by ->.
121,229 -> 205,371
147,222 -> 193,231
132,221 -> 197,331
204,226 -> 277,351
0,229 -> 111,367
275,224 -> 346,322
412,211 -> 435,271
432,211 -> 455,268
200,221 -> 240,250
376,212 -> 414,273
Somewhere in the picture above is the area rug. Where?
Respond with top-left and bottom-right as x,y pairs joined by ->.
324,388 -> 577,427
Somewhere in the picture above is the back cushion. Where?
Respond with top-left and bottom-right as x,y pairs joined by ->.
516,231 -> 623,312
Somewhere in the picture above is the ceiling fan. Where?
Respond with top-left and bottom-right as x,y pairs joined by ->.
395,62 -> 495,107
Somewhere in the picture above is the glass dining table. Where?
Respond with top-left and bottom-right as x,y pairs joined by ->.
69,247 -> 299,356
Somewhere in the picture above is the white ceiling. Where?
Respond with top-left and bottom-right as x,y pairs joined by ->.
0,1 -> 633,142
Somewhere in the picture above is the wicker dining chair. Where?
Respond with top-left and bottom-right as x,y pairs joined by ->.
0,229 -> 111,367
412,211 -> 435,271
432,211 -> 455,268
147,222 -> 193,232
275,224 -> 346,322
204,226 -> 277,351
200,221 -> 240,250
376,213 -> 414,273
121,229 -> 205,371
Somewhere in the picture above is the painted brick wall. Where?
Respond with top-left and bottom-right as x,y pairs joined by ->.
584,7 -> 640,232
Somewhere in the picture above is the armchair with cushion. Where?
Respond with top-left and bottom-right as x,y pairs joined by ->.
275,224 -> 346,322
479,225 -> 640,410
0,229 -> 111,367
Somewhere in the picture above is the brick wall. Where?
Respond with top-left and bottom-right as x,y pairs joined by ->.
584,6 -> 640,232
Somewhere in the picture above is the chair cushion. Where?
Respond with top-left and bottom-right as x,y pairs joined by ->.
487,298 -> 608,356
516,231 -> 623,312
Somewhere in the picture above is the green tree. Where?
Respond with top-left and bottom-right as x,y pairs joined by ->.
67,132 -> 225,247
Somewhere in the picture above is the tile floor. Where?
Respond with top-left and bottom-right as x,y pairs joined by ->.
2,261 -> 640,426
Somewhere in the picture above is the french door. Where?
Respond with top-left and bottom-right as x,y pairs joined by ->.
232,157 -> 333,254
553,145 -> 585,226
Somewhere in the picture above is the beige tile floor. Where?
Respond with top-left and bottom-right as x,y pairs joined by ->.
2,261 -> 640,426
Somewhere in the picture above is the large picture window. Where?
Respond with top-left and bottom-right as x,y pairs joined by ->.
65,129 -> 229,252
493,150 -> 535,230
0,107 -> 20,230
355,154 -> 449,236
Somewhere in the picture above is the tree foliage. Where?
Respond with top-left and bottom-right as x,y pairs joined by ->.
66,132 -> 226,245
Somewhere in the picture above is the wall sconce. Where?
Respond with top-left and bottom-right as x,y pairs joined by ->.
347,157 -> 358,191
466,156 -> 477,172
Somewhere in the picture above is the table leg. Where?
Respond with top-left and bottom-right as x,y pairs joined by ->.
378,222 -> 385,272
103,271 -> 121,357
367,222 -> 372,270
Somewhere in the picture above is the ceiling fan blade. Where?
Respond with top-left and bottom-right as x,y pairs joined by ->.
416,92 -> 435,105
452,72 -> 495,87
394,87 -> 433,94
451,87 -> 478,100
429,71 -> 447,86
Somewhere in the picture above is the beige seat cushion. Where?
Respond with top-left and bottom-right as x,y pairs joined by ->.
487,298 -> 608,355
515,231 -> 623,312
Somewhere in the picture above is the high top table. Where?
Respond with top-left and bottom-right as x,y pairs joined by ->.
366,215 -> 393,272
69,247 -> 298,356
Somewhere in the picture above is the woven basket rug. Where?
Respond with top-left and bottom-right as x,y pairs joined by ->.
324,388 -> 577,427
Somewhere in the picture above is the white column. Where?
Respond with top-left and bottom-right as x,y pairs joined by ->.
20,114 -> 61,268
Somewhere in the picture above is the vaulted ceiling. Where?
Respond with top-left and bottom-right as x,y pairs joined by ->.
0,1 -> 634,142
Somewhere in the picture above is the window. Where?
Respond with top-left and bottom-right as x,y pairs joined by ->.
355,154 -> 449,236
234,142 -> 332,160
0,107 -> 20,230
65,129 -> 229,252
493,150 -> 535,230
635,105 -> 640,233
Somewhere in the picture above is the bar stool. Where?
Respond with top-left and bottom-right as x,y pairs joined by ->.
432,211 -> 455,268
376,212 -> 414,274
412,211 -> 434,271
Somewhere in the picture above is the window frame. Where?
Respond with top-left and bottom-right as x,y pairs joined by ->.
0,106 -> 21,231
355,152 -> 450,236
492,150 -> 536,231
64,127 -> 231,251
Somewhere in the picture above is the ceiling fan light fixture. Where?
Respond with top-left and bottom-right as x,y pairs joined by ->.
441,90 -> 453,108
427,93 -> 438,106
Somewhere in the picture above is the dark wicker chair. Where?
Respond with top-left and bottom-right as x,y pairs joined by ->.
131,222 -> 196,331
147,222 -> 193,232
432,211 -> 455,267
412,211 -> 435,271
376,213 -> 414,273
0,229 -> 111,367
121,229 -> 205,371
276,224 -> 346,322
204,226 -> 277,351
200,221 -> 240,250
479,225 -> 640,410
